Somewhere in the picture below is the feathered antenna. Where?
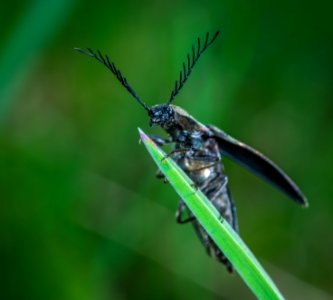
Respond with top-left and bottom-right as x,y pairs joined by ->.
75,48 -> 150,112
167,31 -> 220,105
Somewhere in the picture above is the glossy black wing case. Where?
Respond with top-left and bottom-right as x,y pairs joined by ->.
208,125 -> 308,207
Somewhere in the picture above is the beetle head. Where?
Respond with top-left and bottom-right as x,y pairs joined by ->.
148,104 -> 174,127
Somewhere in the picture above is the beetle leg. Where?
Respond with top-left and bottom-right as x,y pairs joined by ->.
197,172 -> 224,192
208,176 -> 229,201
201,173 -> 228,195
175,201 -> 196,224
156,169 -> 164,178
191,161 -> 219,172
189,152 -> 220,163
162,148 -> 190,161
148,134 -> 172,147
155,169 -> 169,183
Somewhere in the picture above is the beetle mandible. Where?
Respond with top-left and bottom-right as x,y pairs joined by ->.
76,31 -> 307,272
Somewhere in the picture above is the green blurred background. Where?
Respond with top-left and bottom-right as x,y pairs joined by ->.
1,0 -> 333,299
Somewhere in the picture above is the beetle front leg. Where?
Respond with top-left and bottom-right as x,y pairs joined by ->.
148,134 -> 172,147
147,134 -> 172,183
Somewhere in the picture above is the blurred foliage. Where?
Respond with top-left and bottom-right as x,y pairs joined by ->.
1,0 -> 333,299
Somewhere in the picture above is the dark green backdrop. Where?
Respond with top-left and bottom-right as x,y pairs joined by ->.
1,0 -> 333,299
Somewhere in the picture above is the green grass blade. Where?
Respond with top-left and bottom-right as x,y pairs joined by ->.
139,128 -> 284,300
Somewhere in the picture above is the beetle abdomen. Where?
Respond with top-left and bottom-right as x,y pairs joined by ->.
175,137 -> 238,271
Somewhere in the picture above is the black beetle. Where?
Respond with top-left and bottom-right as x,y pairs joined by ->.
76,31 -> 307,272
